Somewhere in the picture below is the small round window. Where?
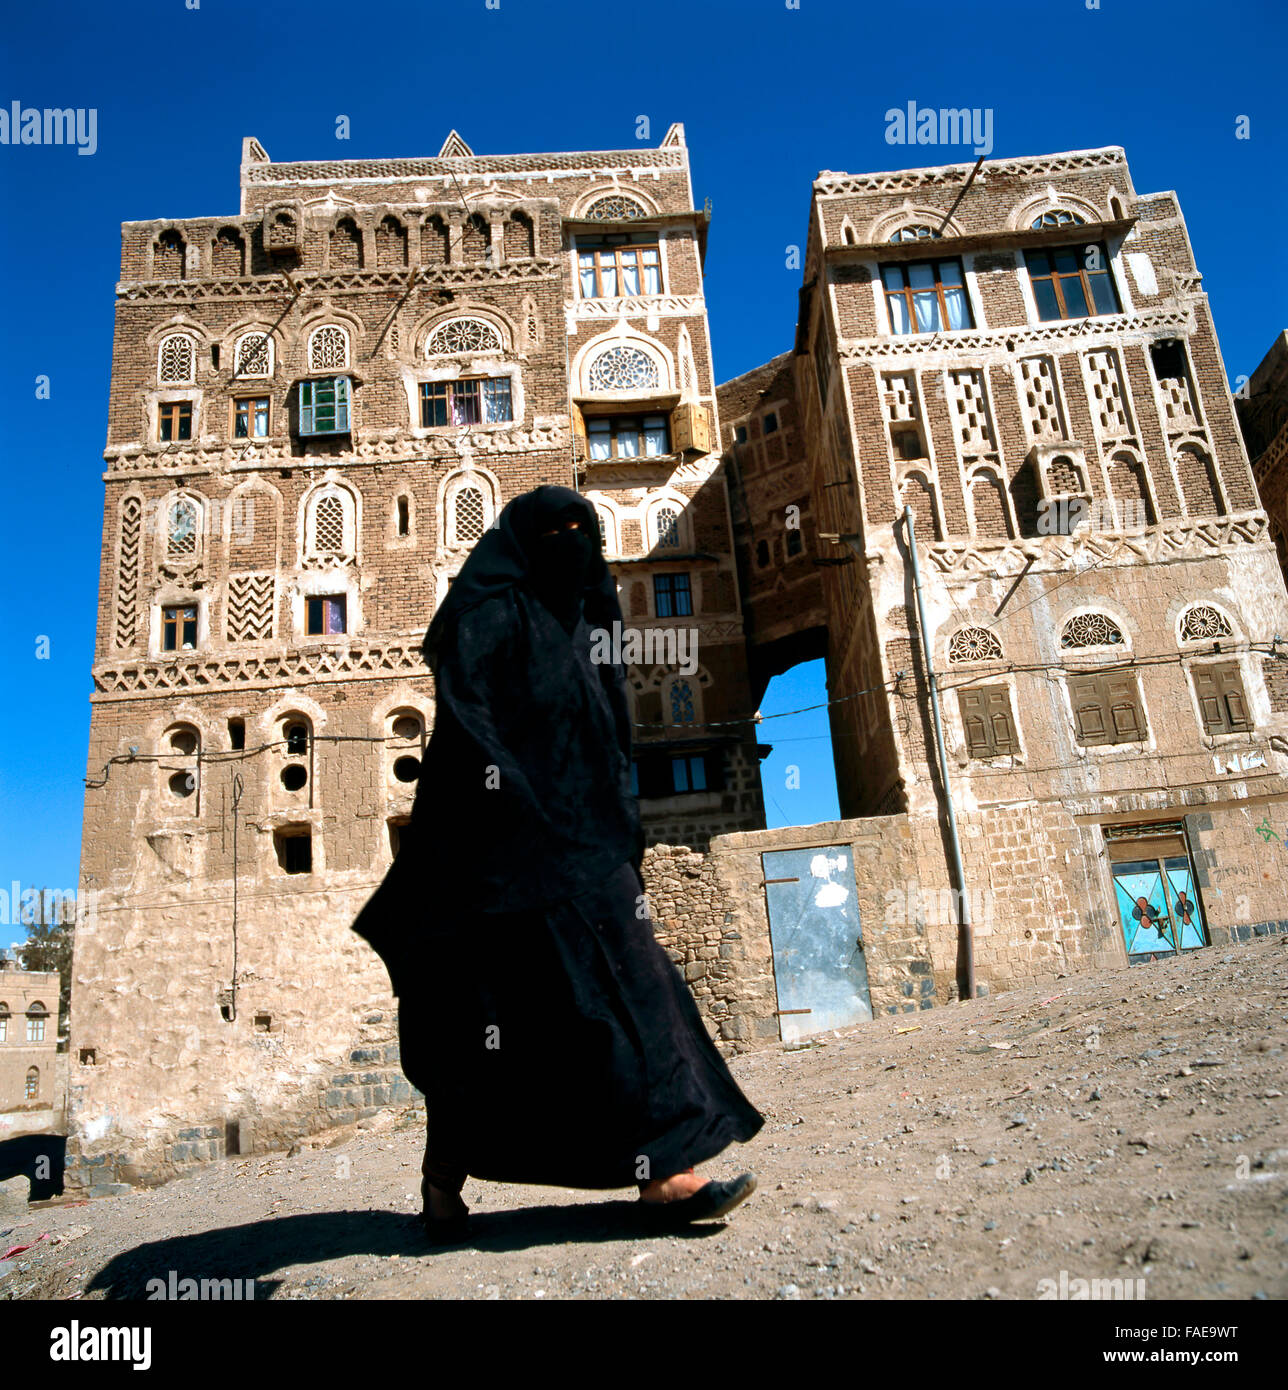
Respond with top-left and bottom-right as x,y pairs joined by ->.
393,756 -> 421,783
281,765 -> 308,792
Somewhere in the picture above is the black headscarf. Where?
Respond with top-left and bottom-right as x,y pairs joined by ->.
354,485 -> 641,958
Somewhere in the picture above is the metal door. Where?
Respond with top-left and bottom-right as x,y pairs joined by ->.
762,846 -> 871,1042
1111,854 -> 1208,957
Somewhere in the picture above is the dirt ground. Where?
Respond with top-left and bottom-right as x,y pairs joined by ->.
3,933 -> 1286,1301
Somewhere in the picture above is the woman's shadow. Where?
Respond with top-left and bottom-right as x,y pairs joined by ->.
86,1197 -> 723,1298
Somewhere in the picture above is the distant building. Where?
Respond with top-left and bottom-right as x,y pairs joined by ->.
1237,330 -> 1288,580
0,951 -> 61,1126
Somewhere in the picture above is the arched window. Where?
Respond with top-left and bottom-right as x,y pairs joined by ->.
585,194 -> 647,220
314,496 -> 344,554
26,1002 -> 48,1044
889,224 -> 939,242
1179,605 -> 1234,643
588,344 -> 660,392
593,506 -> 614,554
25,1067 -> 39,1100
1031,209 -> 1085,228
158,333 -> 195,384
947,627 -> 1004,664
653,505 -> 682,550
308,325 -> 349,371
234,332 -> 272,378
0,1002 -> 9,1043
668,678 -> 697,726
451,485 -> 486,546
304,485 -> 355,563
426,318 -> 503,356
395,494 -> 411,537
167,497 -> 200,558
1060,612 -> 1125,650
154,230 -> 186,278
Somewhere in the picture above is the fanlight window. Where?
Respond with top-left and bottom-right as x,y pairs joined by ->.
426,318 -> 503,356
1031,210 -> 1085,228
585,194 -> 647,221
947,626 -> 1003,664
308,325 -> 349,371
890,224 -> 940,242
588,345 -> 660,392
158,334 -> 195,384
1179,605 -> 1233,642
167,498 -> 199,557
1060,612 -> 1124,649
235,332 -> 272,378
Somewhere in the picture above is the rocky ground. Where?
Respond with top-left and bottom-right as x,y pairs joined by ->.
3,933 -> 1286,1301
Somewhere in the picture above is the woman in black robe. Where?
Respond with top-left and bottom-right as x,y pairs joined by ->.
351,484 -> 763,1237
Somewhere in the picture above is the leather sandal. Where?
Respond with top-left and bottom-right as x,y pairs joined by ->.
637,1171 -> 757,1226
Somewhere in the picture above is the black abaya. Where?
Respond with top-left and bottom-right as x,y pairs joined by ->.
351,485 -> 763,1189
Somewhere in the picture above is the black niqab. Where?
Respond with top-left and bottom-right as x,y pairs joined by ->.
354,485 -> 641,964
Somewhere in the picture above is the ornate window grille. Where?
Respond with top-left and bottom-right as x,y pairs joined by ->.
235,333 -> 272,377
158,334 -> 195,383
426,319 -> 503,356
308,326 -> 349,371
314,495 -> 346,554
585,194 -> 647,220
588,345 -> 659,392
655,506 -> 681,549
1031,210 -> 1085,228
669,679 -> 696,724
889,224 -> 940,242
1060,612 -> 1125,649
947,626 -> 1003,663
452,486 -> 486,545
167,498 -> 199,557
1179,605 -> 1233,642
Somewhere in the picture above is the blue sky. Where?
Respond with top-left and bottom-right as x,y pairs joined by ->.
1,0 -> 1284,945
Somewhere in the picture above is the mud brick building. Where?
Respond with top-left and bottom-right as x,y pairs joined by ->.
68,128 -> 759,1191
70,136 -> 1288,1189
1237,331 -> 1288,581
0,953 -> 62,1138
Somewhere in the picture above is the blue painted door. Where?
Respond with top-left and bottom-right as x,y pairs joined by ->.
762,846 -> 871,1042
1112,854 -> 1207,957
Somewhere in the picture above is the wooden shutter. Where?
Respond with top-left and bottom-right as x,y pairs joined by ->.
570,401 -> 587,461
1193,662 -> 1251,734
671,403 -> 711,456
958,685 -> 1018,758
1069,672 -> 1145,745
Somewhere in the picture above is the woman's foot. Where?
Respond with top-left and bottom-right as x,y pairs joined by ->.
425,1184 -> 468,1221
636,1171 -> 757,1225
639,1167 -> 709,1204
